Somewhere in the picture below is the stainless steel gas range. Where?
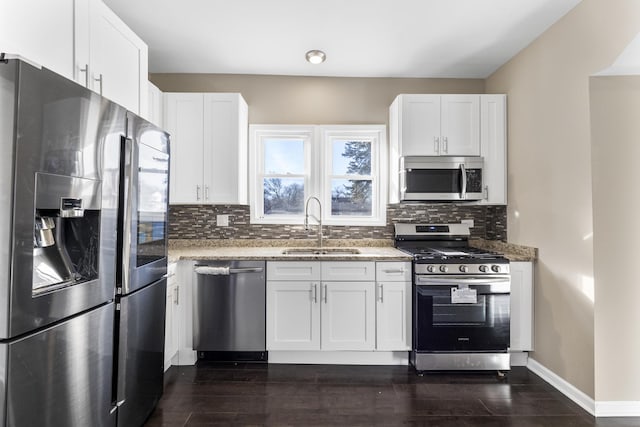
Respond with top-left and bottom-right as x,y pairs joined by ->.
394,223 -> 511,372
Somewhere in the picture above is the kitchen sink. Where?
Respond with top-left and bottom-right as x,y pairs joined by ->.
281,248 -> 361,255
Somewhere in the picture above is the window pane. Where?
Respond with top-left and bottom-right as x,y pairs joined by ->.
263,178 -> 304,215
332,140 -> 371,175
331,179 -> 372,216
264,138 -> 304,174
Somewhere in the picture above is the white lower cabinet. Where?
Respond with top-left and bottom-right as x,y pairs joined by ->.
376,281 -> 411,351
164,263 -> 180,370
266,281 -> 320,351
510,261 -> 534,352
266,261 -> 409,353
321,282 -> 376,351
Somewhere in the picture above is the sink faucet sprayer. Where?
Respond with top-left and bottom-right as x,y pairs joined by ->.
304,196 -> 323,248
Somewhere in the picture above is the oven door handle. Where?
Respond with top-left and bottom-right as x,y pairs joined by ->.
416,276 -> 510,285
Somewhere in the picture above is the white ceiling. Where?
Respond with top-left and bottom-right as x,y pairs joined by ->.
104,0 -> 582,78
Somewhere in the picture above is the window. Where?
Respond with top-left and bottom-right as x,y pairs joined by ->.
249,125 -> 386,226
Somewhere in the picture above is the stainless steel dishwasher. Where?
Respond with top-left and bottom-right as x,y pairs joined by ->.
193,260 -> 266,361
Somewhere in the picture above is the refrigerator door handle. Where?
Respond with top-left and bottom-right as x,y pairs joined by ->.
121,136 -> 136,293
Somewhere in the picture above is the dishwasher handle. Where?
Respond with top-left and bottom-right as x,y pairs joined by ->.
194,265 -> 264,275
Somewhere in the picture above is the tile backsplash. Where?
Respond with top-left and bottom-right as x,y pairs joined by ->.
169,203 -> 506,241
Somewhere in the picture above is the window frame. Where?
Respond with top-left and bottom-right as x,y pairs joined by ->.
249,124 -> 387,226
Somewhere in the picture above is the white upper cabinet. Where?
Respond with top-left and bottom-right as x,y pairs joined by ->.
147,82 -> 164,127
390,94 -> 480,157
164,92 -> 248,205
478,94 -> 507,205
0,0 -> 76,80
0,0 -> 148,116
87,0 -> 148,116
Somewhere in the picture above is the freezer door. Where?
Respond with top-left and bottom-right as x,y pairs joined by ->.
116,278 -> 166,427
1,303 -> 115,427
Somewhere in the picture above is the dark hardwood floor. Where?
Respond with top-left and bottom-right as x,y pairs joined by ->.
146,362 -> 640,426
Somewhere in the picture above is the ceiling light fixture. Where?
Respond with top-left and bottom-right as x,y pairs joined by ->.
305,50 -> 326,64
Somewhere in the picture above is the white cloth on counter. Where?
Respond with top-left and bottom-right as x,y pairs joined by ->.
194,266 -> 230,275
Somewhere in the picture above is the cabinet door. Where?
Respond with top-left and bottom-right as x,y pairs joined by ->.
203,94 -> 248,204
147,82 -> 164,127
510,262 -> 534,351
479,94 -> 507,205
164,283 -> 175,371
267,281 -> 320,351
400,95 -> 441,156
89,0 -> 148,114
441,95 -> 480,156
0,0 -> 75,80
321,282 -> 375,351
165,93 -> 205,204
376,282 -> 411,351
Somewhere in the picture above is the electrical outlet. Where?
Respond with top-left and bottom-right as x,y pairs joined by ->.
216,214 -> 229,227
461,219 -> 474,228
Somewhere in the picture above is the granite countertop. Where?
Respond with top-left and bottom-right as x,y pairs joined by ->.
469,239 -> 538,262
168,238 -> 537,263
169,239 -> 412,262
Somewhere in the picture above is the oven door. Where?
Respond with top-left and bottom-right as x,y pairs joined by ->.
414,275 -> 510,352
400,157 -> 483,201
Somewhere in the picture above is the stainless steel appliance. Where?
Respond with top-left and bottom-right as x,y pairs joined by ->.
0,58 -> 122,426
394,223 -> 510,372
193,261 -> 266,361
113,113 -> 170,426
399,156 -> 484,201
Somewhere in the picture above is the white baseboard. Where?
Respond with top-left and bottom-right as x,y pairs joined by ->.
595,401 -> 640,417
527,358 -> 596,416
527,358 -> 640,417
268,351 -> 409,365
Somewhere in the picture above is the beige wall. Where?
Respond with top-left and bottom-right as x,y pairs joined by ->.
150,74 -> 483,125
590,75 -> 640,401
486,0 -> 640,399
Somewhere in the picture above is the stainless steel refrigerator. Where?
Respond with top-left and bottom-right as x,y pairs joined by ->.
0,57 -> 169,426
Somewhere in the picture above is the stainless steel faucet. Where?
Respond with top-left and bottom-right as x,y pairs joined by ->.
304,196 -> 323,248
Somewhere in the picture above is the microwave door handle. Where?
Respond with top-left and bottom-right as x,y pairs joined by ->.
460,163 -> 467,200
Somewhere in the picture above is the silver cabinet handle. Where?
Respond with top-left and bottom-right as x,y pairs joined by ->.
323,284 -> 328,304
383,269 -> 405,274
313,283 -> 318,303
94,73 -> 103,95
80,64 -> 89,87
196,185 -> 201,201
205,185 -> 210,200
434,136 -> 439,154
379,284 -> 384,303
174,286 -> 179,305
483,185 -> 489,200
443,136 -> 448,154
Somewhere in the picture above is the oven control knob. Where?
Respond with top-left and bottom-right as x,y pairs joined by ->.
427,265 -> 436,273
439,265 -> 448,273
479,265 -> 489,273
491,265 -> 501,273
459,265 -> 469,273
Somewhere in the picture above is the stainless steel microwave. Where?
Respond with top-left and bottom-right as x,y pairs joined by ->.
400,156 -> 484,201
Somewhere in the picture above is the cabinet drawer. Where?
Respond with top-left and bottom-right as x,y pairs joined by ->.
321,262 -> 375,281
167,262 -> 178,286
267,262 -> 321,281
376,262 -> 411,282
